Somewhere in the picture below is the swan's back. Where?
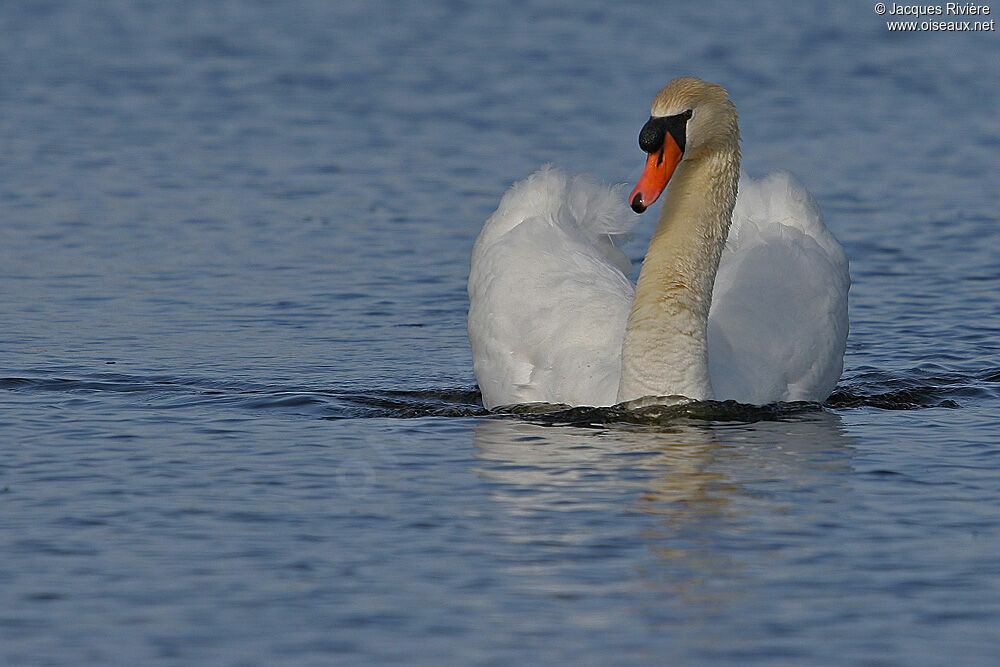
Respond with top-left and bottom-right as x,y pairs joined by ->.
468,167 -> 636,408
469,168 -> 849,408
707,172 -> 850,403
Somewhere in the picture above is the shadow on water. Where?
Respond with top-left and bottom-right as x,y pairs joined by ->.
826,365 -> 998,410
1,364 -> 997,423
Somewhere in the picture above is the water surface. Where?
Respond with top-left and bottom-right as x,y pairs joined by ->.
2,0 -> 999,663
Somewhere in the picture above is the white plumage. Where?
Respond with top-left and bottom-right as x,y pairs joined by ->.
708,171 -> 850,405
469,167 -> 849,408
468,168 -> 636,408
468,79 -> 849,409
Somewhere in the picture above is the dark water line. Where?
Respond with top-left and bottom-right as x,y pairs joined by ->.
2,365 -> 997,423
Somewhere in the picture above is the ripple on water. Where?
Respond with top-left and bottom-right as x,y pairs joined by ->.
2,365 -> 996,424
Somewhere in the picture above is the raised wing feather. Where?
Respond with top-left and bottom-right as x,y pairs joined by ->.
470,168 -> 850,408
708,172 -> 850,403
468,167 -> 636,408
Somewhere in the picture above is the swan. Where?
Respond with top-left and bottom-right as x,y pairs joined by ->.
468,77 -> 849,409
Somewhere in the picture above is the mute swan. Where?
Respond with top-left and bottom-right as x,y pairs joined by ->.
468,77 -> 850,409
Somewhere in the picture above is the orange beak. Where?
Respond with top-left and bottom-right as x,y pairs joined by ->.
629,133 -> 683,213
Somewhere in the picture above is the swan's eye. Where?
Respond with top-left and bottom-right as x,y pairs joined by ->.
638,111 -> 692,154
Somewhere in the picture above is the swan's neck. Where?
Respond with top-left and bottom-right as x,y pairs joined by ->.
617,143 -> 740,403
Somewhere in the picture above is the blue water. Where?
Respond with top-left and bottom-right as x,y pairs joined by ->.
2,1 -> 999,663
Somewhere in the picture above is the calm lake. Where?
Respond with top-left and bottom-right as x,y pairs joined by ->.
1,1 -> 999,663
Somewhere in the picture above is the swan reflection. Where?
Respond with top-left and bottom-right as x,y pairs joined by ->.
471,412 -> 855,605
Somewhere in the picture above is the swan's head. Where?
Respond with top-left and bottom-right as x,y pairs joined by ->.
630,77 -> 739,213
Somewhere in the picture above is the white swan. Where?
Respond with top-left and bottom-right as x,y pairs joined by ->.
468,77 -> 849,409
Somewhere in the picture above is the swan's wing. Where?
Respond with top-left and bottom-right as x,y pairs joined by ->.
468,167 -> 636,408
708,172 -> 850,404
